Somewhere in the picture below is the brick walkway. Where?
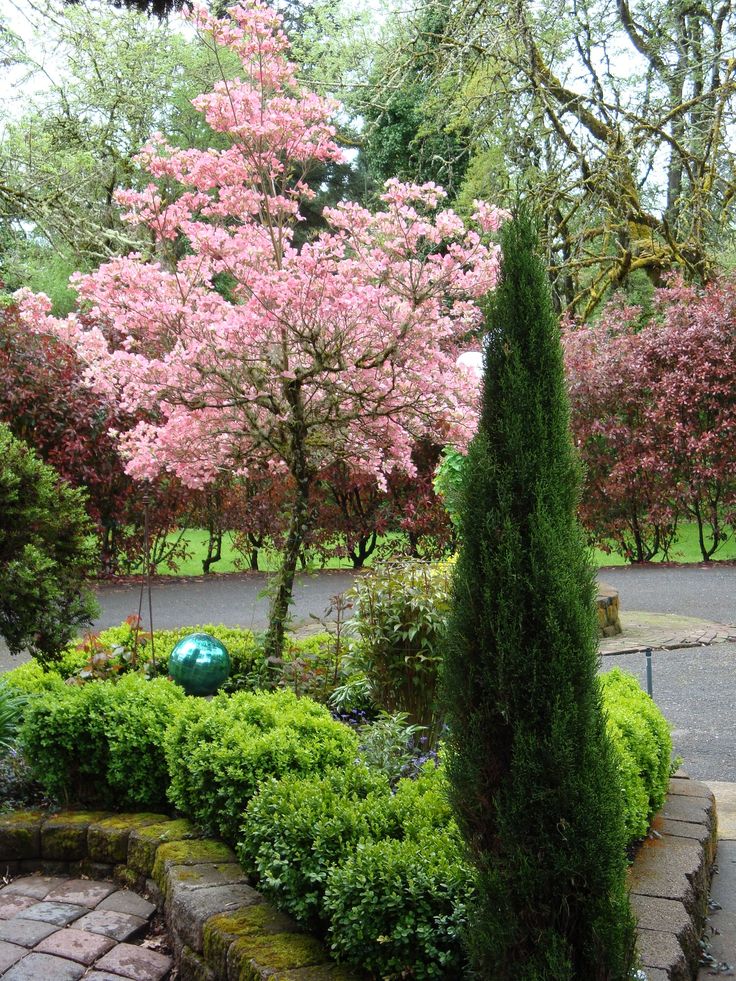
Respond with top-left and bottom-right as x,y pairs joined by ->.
0,876 -> 171,980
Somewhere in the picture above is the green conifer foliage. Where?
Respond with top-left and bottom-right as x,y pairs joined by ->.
442,213 -> 635,980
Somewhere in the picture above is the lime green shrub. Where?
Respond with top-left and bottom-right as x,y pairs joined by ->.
324,829 -> 473,981
240,760 -> 459,975
3,660 -> 67,695
20,674 -> 185,809
238,766 -> 396,930
165,689 -> 358,842
601,668 -> 672,840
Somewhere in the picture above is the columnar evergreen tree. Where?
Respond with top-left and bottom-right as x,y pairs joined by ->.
442,213 -> 635,980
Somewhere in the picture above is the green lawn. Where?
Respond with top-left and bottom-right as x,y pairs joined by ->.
140,522 -> 736,577
593,521 -> 736,566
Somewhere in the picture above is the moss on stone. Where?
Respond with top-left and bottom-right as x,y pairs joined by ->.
220,905 -> 329,981
128,819 -> 202,876
113,863 -> 144,892
180,945 -> 216,981
203,901 -> 292,976
41,811 -> 111,861
0,812 -> 43,862
270,967 -> 363,981
232,931 -> 329,979
88,812 -> 169,863
152,838 -> 235,887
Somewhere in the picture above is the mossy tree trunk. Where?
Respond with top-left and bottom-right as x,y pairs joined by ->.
442,212 -> 635,980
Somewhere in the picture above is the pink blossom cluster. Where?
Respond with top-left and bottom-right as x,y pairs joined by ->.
16,0 -> 503,491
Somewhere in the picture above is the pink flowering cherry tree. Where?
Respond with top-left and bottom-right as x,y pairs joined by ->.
17,0 -> 504,657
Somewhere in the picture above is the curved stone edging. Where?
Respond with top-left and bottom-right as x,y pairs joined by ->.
630,772 -> 718,980
0,780 -> 715,981
0,810 -> 361,980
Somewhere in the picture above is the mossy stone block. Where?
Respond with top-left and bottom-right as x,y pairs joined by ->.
88,812 -> 169,863
224,905 -> 330,981
204,903 -> 299,978
152,838 -> 236,891
0,810 -> 44,861
41,810 -> 111,861
113,864 -> 145,893
128,819 -> 202,876
180,945 -> 216,981
269,967 -> 364,981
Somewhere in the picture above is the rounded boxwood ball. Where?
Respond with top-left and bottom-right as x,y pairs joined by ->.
168,632 -> 231,696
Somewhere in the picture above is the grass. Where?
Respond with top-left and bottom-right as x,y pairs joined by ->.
592,522 -> 736,567
137,522 -> 736,577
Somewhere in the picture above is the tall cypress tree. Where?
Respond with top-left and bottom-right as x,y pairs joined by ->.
443,213 -> 635,980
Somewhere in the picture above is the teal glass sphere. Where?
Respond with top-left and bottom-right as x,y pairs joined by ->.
168,632 -> 231,696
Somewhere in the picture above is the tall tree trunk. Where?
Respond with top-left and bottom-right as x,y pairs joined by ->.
264,382 -> 312,660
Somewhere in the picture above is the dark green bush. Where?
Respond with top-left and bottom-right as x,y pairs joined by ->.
165,689 -> 358,842
600,668 -> 672,841
239,766 -> 397,930
20,674 -> 185,809
324,828 -> 473,981
0,424 -> 99,667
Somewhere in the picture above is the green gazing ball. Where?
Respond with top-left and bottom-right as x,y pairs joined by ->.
168,632 -> 231,696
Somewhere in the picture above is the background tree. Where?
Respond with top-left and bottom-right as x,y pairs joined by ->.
0,423 -> 99,667
18,1 -> 502,658
442,213 -> 634,978
366,0 -> 736,315
0,1 -> 240,311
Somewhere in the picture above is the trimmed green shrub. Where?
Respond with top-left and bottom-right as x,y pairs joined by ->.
165,689 -> 358,842
3,660 -> 67,695
324,828 -> 473,981
0,424 -> 99,667
20,674 -> 186,809
601,668 -> 672,841
239,766 -> 397,930
349,558 -> 454,736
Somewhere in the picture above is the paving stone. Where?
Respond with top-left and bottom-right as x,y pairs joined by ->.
35,926 -> 116,964
2,951 -> 86,981
0,940 -> 25,971
45,878 -> 117,908
629,836 -> 707,928
18,900 -> 87,926
95,941 -> 173,981
0,894 -> 39,918
661,794 -> 713,827
0,917 -> 58,946
637,928 -> 689,981
0,876 -> 67,900
630,894 -> 698,968
98,888 -> 156,919
669,778 -> 714,799
73,908 -> 148,942
88,814 -> 170,865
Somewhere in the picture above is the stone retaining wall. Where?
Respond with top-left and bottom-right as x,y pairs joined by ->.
0,810 -> 361,980
0,777 -> 716,980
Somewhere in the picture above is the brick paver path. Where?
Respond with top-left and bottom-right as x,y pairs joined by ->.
0,876 -> 171,980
